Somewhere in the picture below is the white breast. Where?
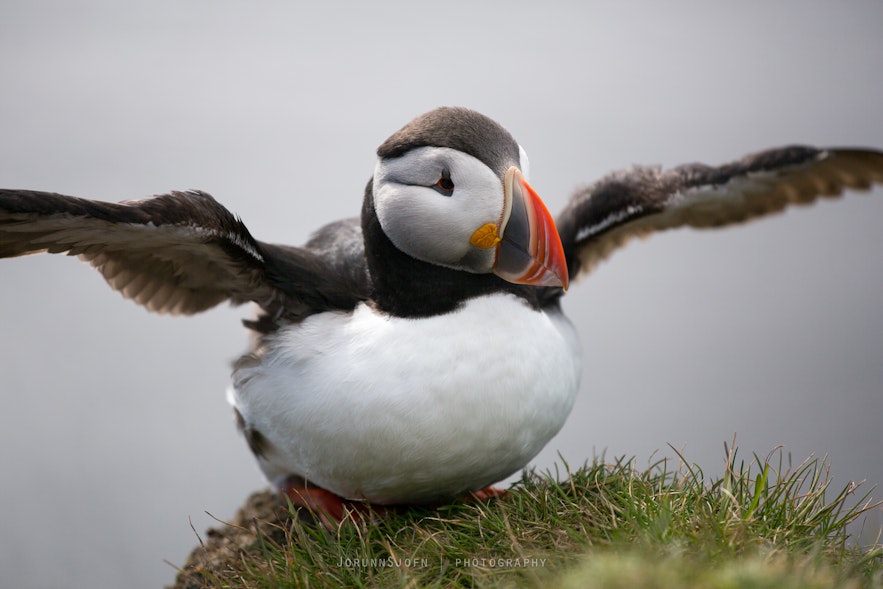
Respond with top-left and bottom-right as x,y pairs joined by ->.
229,293 -> 581,504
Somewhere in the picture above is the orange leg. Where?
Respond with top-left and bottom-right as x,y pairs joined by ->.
468,486 -> 508,502
280,477 -> 506,525
280,477 -> 388,524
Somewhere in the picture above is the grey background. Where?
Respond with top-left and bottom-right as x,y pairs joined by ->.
1,2 -> 881,588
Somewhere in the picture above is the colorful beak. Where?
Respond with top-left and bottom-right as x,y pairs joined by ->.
492,167 -> 569,290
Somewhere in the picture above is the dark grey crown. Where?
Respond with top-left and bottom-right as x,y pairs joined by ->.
376,107 -> 521,176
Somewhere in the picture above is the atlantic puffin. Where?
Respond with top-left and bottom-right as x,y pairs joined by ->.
1,107 -> 882,519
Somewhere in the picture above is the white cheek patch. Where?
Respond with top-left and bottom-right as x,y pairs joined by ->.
373,147 -> 505,272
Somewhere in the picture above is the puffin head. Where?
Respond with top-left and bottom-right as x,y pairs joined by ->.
371,107 -> 568,290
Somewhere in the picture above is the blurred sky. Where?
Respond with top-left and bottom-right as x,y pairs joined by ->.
1,2 -> 881,588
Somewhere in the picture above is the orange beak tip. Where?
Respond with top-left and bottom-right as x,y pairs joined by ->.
493,167 -> 569,290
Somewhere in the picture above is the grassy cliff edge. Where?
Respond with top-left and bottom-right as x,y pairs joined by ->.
170,446 -> 882,588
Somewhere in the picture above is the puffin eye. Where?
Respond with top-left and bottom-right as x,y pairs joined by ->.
430,170 -> 455,197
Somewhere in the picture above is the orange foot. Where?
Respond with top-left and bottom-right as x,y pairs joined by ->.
279,477 -> 507,525
280,477 -> 388,524
468,486 -> 508,502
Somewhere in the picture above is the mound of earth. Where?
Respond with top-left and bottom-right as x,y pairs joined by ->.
169,490 -> 290,589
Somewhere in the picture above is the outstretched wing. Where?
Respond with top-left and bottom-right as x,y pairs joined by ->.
556,147 -> 883,281
0,189 -> 369,320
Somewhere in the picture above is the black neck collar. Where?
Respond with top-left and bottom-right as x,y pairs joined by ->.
361,181 -> 540,318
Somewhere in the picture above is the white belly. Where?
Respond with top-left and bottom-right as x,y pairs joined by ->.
229,293 -> 581,504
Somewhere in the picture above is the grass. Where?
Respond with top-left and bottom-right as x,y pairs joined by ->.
174,443 -> 882,588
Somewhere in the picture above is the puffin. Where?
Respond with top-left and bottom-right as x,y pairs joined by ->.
2,107 -> 882,519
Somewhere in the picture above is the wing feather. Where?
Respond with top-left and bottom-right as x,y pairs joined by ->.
0,189 -> 369,320
557,147 -> 883,281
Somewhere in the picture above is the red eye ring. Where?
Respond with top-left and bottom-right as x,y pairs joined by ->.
430,171 -> 454,196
